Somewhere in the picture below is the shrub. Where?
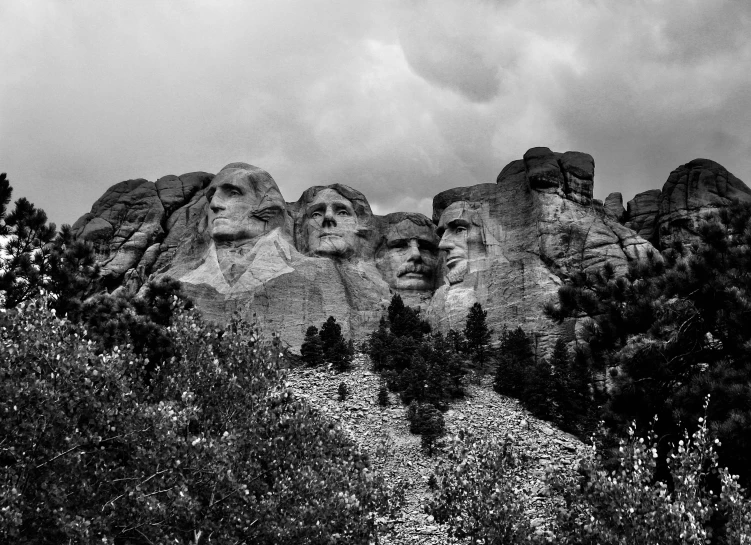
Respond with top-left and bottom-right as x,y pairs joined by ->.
428,399 -> 751,545
546,404 -> 751,544
407,402 -> 445,455
428,431 -> 533,543
338,382 -> 349,401
0,298 -> 398,543
377,385 -> 389,407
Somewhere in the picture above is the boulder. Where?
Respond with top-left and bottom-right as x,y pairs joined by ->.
604,192 -> 625,221
625,189 -> 661,244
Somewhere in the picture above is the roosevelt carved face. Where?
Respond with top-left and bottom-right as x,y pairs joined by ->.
304,188 -> 359,257
437,201 -> 485,285
376,218 -> 438,291
206,164 -> 286,244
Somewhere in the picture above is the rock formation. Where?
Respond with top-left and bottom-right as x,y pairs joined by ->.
621,159 -> 751,248
71,149 -> 748,352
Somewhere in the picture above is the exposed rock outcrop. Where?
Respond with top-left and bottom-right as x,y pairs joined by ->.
76,149 -> 748,354
622,160 -> 751,248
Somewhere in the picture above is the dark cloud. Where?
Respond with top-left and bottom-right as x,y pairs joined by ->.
0,0 -> 749,228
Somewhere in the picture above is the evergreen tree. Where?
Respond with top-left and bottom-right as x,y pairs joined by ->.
546,200 -> 751,485
464,302 -> 491,367
300,325 -> 324,367
320,316 -> 343,359
388,293 -> 430,339
523,359 -> 553,421
329,337 -> 353,373
494,326 -> 534,398
0,174 -> 99,311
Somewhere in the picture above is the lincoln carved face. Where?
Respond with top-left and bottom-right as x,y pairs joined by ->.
303,188 -> 362,258
376,216 -> 438,291
437,201 -> 485,285
206,163 -> 286,244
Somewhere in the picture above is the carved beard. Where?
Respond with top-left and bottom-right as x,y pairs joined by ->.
446,260 -> 467,285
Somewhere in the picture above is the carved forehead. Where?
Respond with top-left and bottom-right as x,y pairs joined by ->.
308,188 -> 354,208
437,201 -> 482,230
209,164 -> 283,201
385,219 -> 438,244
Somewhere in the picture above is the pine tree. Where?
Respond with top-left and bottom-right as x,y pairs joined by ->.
301,325 -> 324,367
546,200 -> 751,485
388,293 -> 430,339
494,326 -> 533,398
0,173 -> 99,311
320,316 -> 343,359
464,302 -> 491,367
523,359 -> 553,421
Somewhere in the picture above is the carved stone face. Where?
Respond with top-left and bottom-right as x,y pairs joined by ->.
376,219 -> 438,290
437,201 -> 484,285
304,188 -> 359,257
206,164 -> 286,244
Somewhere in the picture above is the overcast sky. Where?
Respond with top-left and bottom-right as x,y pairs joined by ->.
2,0 -> 750,226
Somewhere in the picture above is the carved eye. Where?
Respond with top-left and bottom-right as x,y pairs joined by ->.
455,226 -> 467,234
311,211 -> 323,220
229,188 -> 241,197
337,210 -> 351,217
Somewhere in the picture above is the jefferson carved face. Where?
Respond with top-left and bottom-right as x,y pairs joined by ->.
376,218 -> 438,291
304,188 -> 359,257
437,201 -> 484,285
206,164 -> 285,244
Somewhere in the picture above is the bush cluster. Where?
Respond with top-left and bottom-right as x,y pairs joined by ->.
494,327 -> 593,437
429,402 -> 751,544
366,294 -> 465,414
0,299 -> 398,543
301,316 -> 353,372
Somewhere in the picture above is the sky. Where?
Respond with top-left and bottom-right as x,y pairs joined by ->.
1,0 -> 750,227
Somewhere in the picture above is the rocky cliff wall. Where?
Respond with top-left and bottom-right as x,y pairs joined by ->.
72,149 -> 746,351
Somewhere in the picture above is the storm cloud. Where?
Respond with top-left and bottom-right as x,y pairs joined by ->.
1,0 -> 749,225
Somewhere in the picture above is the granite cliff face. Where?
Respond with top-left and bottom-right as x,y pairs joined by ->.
72,149 -> 747,351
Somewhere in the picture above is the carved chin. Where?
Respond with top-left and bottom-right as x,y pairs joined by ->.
446,262 -> 467,285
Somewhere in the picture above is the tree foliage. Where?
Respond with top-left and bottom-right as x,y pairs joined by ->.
546,200 -> 751,485
0,299 -> 398,543
0,173 -> 99,313
464,302 -> 491,365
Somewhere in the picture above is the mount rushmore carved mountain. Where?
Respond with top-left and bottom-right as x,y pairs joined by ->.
71,147 -> 751,350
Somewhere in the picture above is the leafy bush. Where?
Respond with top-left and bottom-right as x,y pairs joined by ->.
0,298 -> 398,543
428,431 -> 533,543
429,402 -> 751,545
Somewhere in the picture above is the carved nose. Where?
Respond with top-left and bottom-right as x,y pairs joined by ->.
210,198 -> 225,213
438,236 -> 453,250
407,240 -> 422,261
322,207 -> 336,226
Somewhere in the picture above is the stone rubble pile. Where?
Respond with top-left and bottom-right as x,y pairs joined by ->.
286,353 -> 589,545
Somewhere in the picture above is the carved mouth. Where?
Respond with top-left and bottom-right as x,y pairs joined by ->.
446,256 -> 464,267
320,233 -> 341,238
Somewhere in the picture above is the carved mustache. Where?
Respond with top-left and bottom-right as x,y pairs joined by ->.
397,263 -> 433,277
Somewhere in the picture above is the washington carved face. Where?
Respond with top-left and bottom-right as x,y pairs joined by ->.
304,188 -> 359,257
376,218 -> 438,291
437,201 -> 484,285
206,165 -> 285,244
